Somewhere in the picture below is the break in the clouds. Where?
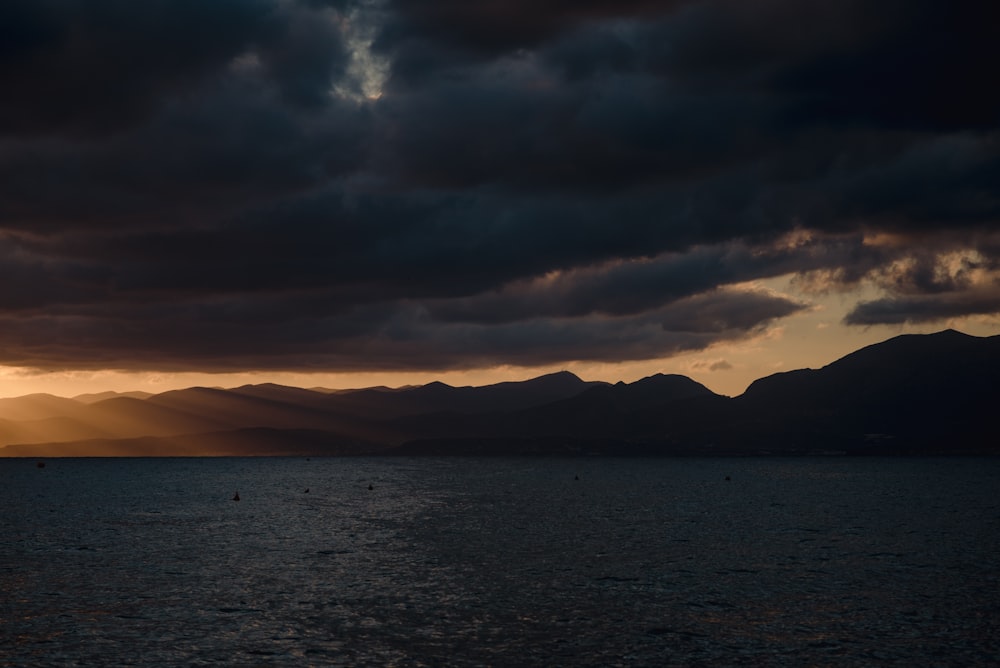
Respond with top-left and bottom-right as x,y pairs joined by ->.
0,0 -> 998,372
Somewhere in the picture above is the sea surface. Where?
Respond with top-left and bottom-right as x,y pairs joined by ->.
2,456 -> 999,666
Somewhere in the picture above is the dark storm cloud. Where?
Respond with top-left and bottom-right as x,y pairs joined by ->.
771,1 -> 1000,132
0,286 -> 804,371
841,232 -> 1000,326
377,0 -> 683,59
427,236 -> 865,325
1,0 -> 998,371
846,289 -> 1000,327
0,87 -> 369,235
0,0 -> 357,136
0,0 -> 274,135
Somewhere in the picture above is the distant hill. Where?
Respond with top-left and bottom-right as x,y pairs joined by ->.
314,371 -> 607,419
1,331 -> 998,456
0,371 -> 602,455
729,329 -> 1000,453
0,394 -> 85,422
73,390 -> 153,404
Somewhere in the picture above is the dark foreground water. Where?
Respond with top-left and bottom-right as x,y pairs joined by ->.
2,457 -> 999,666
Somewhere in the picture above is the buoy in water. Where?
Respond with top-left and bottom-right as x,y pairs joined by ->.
233,491 -> 240,501
368,484 -> 373,491
36,462 -> 45,469
304,488 -> 310,493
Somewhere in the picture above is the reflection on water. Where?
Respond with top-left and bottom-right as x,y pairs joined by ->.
2,457 -> 999,666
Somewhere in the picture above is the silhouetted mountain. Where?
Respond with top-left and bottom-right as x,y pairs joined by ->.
570,373 -> 716,412
1,331 -> 998,456
0,371 -> 601,453
509,373 -> 720,438
390,331 -> 1000,454
730,329 -> 1000,453
316,371 -> 604,419
741,329 -> 994,409
390,374 -> 729,452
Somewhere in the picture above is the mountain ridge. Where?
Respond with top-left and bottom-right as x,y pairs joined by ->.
1,330 -> 997,456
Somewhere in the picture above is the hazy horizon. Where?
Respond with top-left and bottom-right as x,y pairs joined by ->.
3,324 -> 998,401
2,328 -> 997,459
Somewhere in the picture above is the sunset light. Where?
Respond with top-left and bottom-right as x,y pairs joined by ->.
3,1 -> 999,664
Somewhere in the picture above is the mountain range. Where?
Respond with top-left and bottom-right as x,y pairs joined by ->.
1,330 -> 997,457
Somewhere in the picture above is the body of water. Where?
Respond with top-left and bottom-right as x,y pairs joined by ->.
2,457 -> 999,666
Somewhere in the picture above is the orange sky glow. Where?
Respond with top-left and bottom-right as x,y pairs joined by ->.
2,281 -> 996,401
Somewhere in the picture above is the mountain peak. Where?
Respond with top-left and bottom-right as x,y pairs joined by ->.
935,328 -> 972,338
2,329 -> 998,457
575,373 -> 716,408
824,328 -> 987,374
630,373 -> 714,394
422,381 -> 453,390
534,370 -> 582,382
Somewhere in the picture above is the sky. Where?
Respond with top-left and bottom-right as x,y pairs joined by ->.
1,0 -> 999,399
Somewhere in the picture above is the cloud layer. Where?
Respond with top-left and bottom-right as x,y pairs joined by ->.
1,0 -> 998,371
